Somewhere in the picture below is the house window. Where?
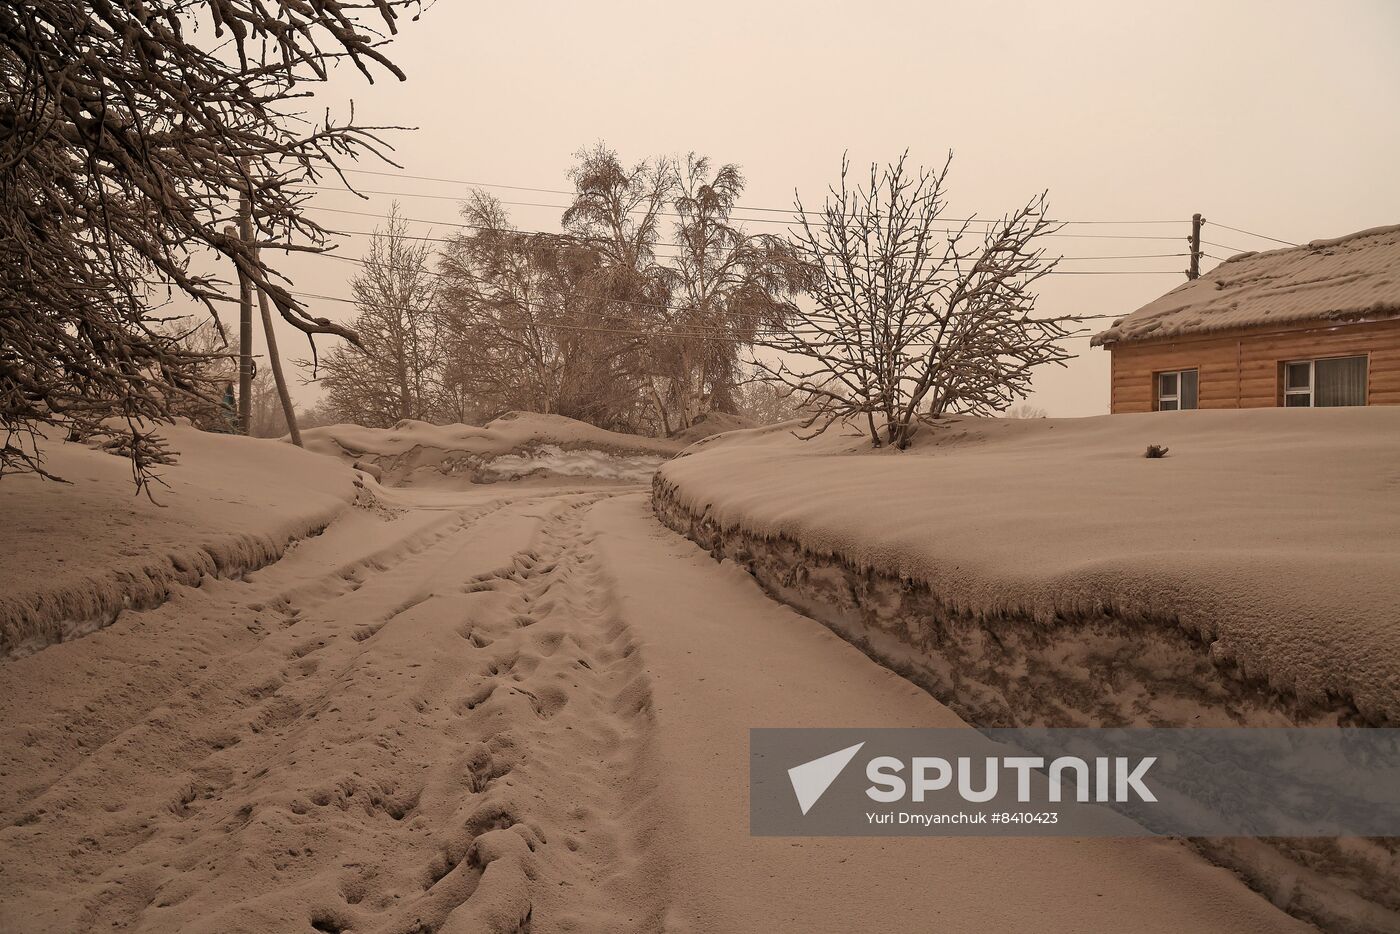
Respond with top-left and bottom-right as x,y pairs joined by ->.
1282,356 -> 1368,407
1156,369 -> 1198,411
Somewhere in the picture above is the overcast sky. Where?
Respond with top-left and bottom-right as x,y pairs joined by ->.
258,0 -> 1400,417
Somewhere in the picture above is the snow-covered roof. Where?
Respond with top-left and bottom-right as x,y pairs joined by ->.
1092,224 -> 1400,346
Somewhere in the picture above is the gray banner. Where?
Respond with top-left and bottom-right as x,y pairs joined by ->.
750,728 -> 1400,836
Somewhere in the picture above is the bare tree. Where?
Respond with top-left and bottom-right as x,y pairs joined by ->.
561,145 -> 675,432
562,144 -> 673,280
1,0 -> 415,483
660,155 -> 804,429
316,206 -> 441,427
1005,401 -> 1048,419
732,365 -> 808,426
756,153 -> 1075,449
167,317 -> 315,437
437,192 -> 650,429
437,194 -> 572,419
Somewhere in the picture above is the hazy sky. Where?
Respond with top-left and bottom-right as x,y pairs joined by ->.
261,0 -> 1400,417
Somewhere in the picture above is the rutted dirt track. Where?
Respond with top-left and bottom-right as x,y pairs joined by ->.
0,486 -> 1303,933
0,489 -> 664,933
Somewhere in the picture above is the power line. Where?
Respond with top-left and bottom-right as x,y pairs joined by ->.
1209,221 -> 1297,247
332,168 -> 1305,251
310,169 -> 1303,255
293,219 -> 1194,271
1201,239 -> 1251,254
307,203 -> 1189,262
305,229 -> 1184,275
298,184 -> 1186,241
337,167 -> 573,197
333,167 -> 1185,225
307,250 -> 1126,324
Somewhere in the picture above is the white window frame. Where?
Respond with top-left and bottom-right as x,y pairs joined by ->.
1283,360 -> 1314,407
1282,355 -> 1368,408
1155,369 -> 1197,411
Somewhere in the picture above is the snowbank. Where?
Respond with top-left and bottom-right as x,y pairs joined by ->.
667,411 -> 759,445
653,408 -> 1400,725
0,427 -> 357,657
301,412 -> 680,486
654,408 -> 1400,929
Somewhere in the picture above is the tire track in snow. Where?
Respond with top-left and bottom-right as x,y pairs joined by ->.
0,495 -> 529,826
0,491 -> 667,934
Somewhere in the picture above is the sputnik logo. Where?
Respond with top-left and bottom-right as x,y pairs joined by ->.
787,742 -> 865,815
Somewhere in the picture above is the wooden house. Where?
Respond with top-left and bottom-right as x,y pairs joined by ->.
1092,225 -> 1400,412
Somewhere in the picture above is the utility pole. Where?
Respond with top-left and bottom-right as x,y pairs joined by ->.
228,172 -> 304,446
1187,213 -> 1204,280
235,185 -> 254,432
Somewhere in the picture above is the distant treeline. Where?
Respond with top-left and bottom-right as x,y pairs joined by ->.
312,145 -> 808,436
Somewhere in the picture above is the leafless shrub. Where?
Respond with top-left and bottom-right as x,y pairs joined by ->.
1,0 -> 417,483
732,367 -> 810,426
755,153 -> 1076,449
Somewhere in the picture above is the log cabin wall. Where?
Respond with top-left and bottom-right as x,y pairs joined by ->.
1107,317 -> 1400,413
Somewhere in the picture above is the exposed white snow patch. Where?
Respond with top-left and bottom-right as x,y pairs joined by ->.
301,412 -> 680,486
478,444 -> 667,483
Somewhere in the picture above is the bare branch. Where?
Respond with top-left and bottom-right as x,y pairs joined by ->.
1,0 -> 417,481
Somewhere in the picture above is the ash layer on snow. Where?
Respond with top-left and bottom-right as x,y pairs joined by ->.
658,407 -> 1400,725
655,406 -> 1400,934
302,412 -> 681,487
0,425 -> 358,658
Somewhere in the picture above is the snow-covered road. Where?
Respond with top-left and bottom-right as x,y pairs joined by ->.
0,484 -> 1302,933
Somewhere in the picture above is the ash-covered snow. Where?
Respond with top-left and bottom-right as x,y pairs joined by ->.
654,407 -> 1400,723
666,411 -> 759,445
0,426 -> 358,656
301,412 -> 679,485
478,444 -> 666,483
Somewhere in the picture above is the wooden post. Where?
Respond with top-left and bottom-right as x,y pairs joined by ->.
236,187 -> 254,432
251,241 -> 304,447
1188,213 -> 1204,280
